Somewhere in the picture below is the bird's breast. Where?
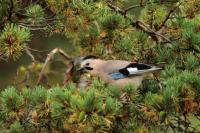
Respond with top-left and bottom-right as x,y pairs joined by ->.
109,76 -> 144,88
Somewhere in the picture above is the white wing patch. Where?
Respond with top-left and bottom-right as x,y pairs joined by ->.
118,63 -> 162,77
127,68 -> 138,74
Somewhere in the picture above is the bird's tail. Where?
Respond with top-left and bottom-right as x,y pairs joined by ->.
149,66 -> 162,72
139,66 -> 162,74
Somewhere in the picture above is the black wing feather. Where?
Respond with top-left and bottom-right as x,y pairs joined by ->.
118,63 -> 152,76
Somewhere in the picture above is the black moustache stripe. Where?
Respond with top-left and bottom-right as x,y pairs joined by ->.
85,67 -> 93,70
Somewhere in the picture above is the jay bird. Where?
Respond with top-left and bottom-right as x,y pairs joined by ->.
77,55 -> 162,88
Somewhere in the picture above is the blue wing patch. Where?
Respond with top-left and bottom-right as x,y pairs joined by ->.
110,73 -> 128,80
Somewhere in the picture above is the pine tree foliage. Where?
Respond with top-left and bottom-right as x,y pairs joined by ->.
0,23 -> 30,60
25,4 -> 45,24
0,0 -> 200,132
0,77 -> 198,132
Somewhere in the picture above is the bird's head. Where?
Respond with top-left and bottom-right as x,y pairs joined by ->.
76,55 -> 99,73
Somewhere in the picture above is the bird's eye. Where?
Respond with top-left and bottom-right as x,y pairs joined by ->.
86,63 -> 90,66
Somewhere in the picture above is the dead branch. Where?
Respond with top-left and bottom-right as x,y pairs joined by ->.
37,48 -> 72,85
57,48 -> 71,60
28,47 -> 49,53
124,5 -> 142,14
107,2 -> 125,15
124,1 -> 155,14
158,2 -> 182,30
135,21 -> 172,43
108,1 -> 162,15
8,0 -> 14,22
63,61 -> 74,86
25,47 -> 36,62
107,2 -> 172,43
18,24 -> 47,31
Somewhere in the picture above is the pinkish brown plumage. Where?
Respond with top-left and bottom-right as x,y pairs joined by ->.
78,56 -> 162,88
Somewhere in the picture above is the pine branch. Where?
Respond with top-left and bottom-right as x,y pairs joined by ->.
123,1 -> 168,14
107,0 -> 162,15
124,5 -> 142,14
18,24 -> 47,31
124,1 -> 155,14
179,47 -> 200,54
15,12 -> 58,21
8,0 -> 14,22
17,22 -> 50,27
107,2 -> 172,43
135,21 -> 172,43
17,16 -> 64,31
107,2 -> 125,15
169,116 -> 200,133
157,2 -> 182,30
28,47 -> 49,53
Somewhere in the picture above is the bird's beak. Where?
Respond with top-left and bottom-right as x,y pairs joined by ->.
77,67 -> 85,72
73,56 -> 86,73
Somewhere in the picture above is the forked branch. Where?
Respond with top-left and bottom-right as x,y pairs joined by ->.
37,48 -> 72,85
158,2 -> 182,30
107,2 -> 172,43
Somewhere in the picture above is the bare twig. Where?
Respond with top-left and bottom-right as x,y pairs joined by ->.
63,61 -> 74,86
108,1 -> 162,15
25,47 -> 36,62
18,24 -> 47,31
18,18 -> 61,30
107,2 -> 172,43
17,16 -> 60,25
107,2 -> 125,15
108,1 -> 144,15
124,1 -> 155,14
37,48 -> 59,85
15,11 -> 58,22
124,5 -> 142,14
37,48 -> 72,85
57,48 -> 71,60
28,47 -> 49,53
169,16 -> 187,19
135,21 -> 172,43
179,47 -> 200,54
8,0 -> 14,22
158,2 -> 182,30
17,23 -> 49,28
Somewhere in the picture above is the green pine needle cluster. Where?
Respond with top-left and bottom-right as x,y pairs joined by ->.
0,24 -> 30,60
25,4 -> 45,24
